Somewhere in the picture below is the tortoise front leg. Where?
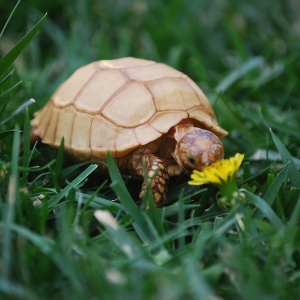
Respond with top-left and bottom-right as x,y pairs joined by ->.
139,154 -> 169,207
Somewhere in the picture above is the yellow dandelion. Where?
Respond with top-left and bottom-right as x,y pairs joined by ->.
189,153 -> 245,210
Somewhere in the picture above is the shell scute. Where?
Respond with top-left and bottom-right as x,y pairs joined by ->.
188,107 -> 226,137
148,77 -> 200,111
99,57 -> 154,69
149,111 -> 188,133
134,123 -> 161,145
183,76 -> 215,115
90,117 -> 117,159
102,82 -> 156,128
54,106 -> 75,151
126,63 -> 182,82
115,128 -> 139,158
71,113 -> 92,160
74,69 -> 129,114
52,63 -> 96,108
43,105 -> 59,144
32,103 -> 51,137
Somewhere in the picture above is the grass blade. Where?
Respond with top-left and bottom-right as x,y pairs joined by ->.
61,161 -> 104,177
0,81 -> 22,102
21,108 -> 31,185
47,164 -> 98,209
19,159 -> 56,172
215,97 -> 262,147
94,210 -> 144,259
0,98 -> 35,126
0,130 -> 16,141
223,16 -> 248,61
284,194 -> 300,241
0,0 -> 21,39
54,137 -> 65,180
243,190 -> 283,230
2,126 -> 20,279
5,222 -> 53,253
0,13 -> 47,78
142,169 -> 166,237
0,69 -> 14,86
270,129 -> 300,188
80,181 -> 107,214
107,152 -> 154,243
185,257 -> 216,299
6,222 -> 83,293
215,57 -> 263,93
0,279 -> 26,298
76,192 -> 122,210
253,163 -> 289,220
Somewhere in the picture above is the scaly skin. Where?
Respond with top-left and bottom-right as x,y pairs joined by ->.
139,154 -> 169,207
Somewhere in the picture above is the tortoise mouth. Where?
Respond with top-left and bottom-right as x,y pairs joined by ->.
173,128 -> 224,175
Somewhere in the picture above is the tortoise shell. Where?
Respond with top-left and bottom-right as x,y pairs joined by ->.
31,57 -> 227,167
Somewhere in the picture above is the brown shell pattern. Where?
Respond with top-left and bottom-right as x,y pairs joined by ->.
31,57 -> 228,165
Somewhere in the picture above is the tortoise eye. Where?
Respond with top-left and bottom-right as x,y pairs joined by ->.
188,157 -> 195,165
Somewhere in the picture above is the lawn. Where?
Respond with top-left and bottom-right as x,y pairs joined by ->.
1,0 -> 300,299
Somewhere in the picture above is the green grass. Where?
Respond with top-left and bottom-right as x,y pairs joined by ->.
1,0 -> 300,299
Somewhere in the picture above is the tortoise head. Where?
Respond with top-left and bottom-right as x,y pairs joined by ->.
174,129 -> 224,175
